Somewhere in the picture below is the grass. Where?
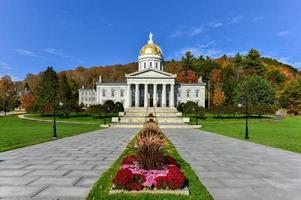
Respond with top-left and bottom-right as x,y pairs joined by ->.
0,115 -> 101,152
190,115 -> 301,153
27,112 -> 114,124
87,131 -> 213,200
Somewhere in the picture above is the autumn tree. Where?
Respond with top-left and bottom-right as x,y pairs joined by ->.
0,75 -> 20,113
176,70 -> 198,83
279,77 -> 301,109
210,69 -> 225,106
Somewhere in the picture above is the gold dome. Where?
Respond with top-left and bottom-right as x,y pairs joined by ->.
139,32 -> 162,56
140,43 -> 162,56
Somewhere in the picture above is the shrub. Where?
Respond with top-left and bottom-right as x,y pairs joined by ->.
103,100 -> 115,113
184,101 -> 198,114
287,108 -> 299,116
112,168 -> 145,191
114,101 -> 124,112
135,132 -> 167,170
177,102 -> 185,112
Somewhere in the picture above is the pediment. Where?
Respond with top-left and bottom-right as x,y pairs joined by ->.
126,69 -> 176,78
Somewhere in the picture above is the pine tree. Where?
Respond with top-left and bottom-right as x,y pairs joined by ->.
36,67 -> 59,114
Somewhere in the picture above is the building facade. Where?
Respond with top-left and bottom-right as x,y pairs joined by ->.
78,33 -> 206,108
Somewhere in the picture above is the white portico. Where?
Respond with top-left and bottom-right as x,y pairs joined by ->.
78,33 -> 206,109
126,69 -> 176,108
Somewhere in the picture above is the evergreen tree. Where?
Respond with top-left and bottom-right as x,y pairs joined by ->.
59,74 -> 76,117
36,67 -> 59,114
180,51 -> 195,71
241,49 -> 266,75
222,65 -> 238,104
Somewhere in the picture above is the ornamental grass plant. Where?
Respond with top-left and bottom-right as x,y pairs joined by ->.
134,122 -> 167,170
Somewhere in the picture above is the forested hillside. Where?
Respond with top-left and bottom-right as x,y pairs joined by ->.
1,49 -> 300,113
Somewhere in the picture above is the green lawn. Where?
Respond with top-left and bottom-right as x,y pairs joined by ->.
0,116 -> 101,152
192,115 -> 301,153
27,113 -> 113,124
87,131 -> 213,200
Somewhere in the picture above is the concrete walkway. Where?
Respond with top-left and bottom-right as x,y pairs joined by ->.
163,128 -> 301,200
0,128 -> 138,200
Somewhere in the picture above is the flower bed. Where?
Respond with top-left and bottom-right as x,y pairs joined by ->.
112,155 -> 186,191
110,122 -> 188,194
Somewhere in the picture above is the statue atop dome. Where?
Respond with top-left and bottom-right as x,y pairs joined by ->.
148,32 -> 153,44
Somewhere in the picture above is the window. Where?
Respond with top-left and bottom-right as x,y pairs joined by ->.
81,97 -> 84,101
156,62 -> 158,69
102,90 -> 106,97
196,90 -> 199,97
150,62 -> 152,67
144,62 -> 146,68
85,91 -> 87,95
89,97 -> 91,101
120,90 -> 124,97
111,89 -> 115,97
186,90 -> 190,98
85,97 -> 87,101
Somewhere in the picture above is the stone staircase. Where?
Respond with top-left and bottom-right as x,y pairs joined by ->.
110,107 -> 201,128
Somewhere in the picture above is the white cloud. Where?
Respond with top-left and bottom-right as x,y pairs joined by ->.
276,31 -> 289,36
44,47 -> 84,63
15,49 -> 41,58
0,62 -> 12,70
229,15 -> 243,24
170,41 -> 224,59
44,48 -> 69,58
208,22 -> 223,28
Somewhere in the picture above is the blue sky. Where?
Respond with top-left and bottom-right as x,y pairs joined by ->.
1,0 -> 301,80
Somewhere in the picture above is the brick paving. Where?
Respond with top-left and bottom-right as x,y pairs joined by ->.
163,128 -> 301,200
0,128 -> 138,200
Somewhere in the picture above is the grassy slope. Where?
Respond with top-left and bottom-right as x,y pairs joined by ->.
196,116 -> 301,153
0,116 -> 101,152
87,132 -> 213,200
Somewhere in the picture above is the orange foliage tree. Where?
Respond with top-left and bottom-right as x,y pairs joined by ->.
176,70 -> 198,83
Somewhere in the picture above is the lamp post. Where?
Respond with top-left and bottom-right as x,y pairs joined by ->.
238,96 -> 249,140
192,108 -> 197,125
53,100 -> 63,139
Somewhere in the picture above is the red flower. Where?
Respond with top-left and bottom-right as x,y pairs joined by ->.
166,165 -> 186,190
121,155 -> 137,165
155,176 -> 168,189
155,165 -> 186,190
164,155 -> 179,167
112,168 -> 145,191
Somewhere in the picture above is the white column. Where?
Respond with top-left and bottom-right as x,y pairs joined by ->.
127,84 -> 131,107
135,84 -> 139,107
153,84 -> 157,107
170,84 -> 174,107
162,84 -> 166,107
144,84 -> 148,107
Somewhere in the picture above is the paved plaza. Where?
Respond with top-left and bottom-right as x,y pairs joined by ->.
0,128 -> 137,200
163,128 -> 301,200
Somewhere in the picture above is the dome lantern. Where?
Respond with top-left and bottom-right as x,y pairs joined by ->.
138,33 -> 164,71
